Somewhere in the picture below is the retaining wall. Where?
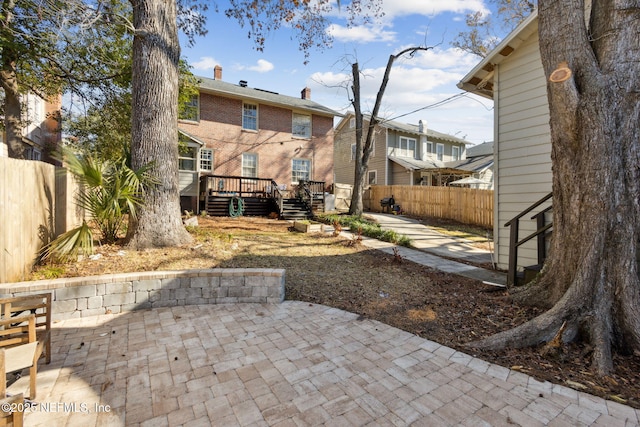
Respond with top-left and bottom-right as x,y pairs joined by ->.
0,269 -> 285,321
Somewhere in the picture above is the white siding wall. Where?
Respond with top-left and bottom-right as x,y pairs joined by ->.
495,26 -> 552,269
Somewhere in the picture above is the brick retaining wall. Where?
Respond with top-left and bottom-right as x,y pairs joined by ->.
0,269 -> 285,321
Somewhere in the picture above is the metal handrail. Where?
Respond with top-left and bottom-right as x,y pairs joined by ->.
506,192 -> 553,287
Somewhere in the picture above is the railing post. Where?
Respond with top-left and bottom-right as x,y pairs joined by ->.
507,220 -> 519,287
535,211 -> 547,264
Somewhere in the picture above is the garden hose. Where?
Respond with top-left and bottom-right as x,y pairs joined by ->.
229,196 -> 244,217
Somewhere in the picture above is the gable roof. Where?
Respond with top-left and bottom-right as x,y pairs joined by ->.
457,10 -> 539,99
196,75 -> 339,118
337,113 -> 469,145
467,141 -> 493,157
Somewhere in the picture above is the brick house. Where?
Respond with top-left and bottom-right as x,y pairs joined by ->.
177,66 -> 338,213
1,93 -> 62,164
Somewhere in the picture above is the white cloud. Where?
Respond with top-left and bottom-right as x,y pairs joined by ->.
377,0 -> 489,19
236,59 -> 275,73
191,56 -> 219,71
328,23 -> 396,43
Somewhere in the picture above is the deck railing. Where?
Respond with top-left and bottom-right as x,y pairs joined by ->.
200,175 -> 274,198
504,192 -> 553,287
297,180 -> 326,212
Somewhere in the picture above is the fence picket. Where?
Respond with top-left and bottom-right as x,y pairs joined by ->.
367,185 -> 493,228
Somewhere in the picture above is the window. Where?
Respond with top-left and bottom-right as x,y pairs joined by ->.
399,137 -> 416,158
436,143 -> 444,161
292,158 -> 311,183
370,136 -> 375,157
33,96 -> 43,124
349,117 -> 355,128
179,95 -> 199,122
351,144 -> 357,161
200,149 -> 213,172
242,153 -> 258,177
426,142 -> 433,155
368,170 -> 377,185
451,146 -> 460,161
292,113 -> 311,138
179,147 -> 197,171
26,147 -> 41,161
242,103 -> 258,130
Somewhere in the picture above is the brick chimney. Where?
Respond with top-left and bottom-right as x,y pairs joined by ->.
214,65 -> 222,80
301,87 -> 311,100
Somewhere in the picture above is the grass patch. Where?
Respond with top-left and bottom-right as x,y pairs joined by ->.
316,213 -> 412,247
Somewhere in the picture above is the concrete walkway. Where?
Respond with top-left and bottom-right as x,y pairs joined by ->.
356,213 -> 507,286
12,303 -> 639,426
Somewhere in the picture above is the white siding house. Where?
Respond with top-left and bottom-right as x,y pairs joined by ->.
458,11 -> 552,271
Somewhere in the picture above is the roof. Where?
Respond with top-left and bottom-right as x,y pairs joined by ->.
388,156 -> 444,170
457,10 -> 539,99
337,113 -> 469,145
445,154 -> 493,173
196,75 -> 339,117
178,128 -> 205,145
467,141 -> 493,157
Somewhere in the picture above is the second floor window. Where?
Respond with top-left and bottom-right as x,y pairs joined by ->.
179,95 -> 199,122
436,143 -> 444,161
399,137 -> 416,158
242,153 -> 258,177
351,144 -> 357,161
243,103 -> 258,130
292,113 -> 311,138
452,146 -> 460,161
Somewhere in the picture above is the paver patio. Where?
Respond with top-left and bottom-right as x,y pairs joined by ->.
8,302 -> 638,426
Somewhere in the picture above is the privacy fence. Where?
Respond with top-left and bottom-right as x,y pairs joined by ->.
367,185 -> 493,228
0,157 -> 82,283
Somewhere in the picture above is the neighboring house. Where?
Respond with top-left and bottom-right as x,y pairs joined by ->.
1,93 -> 62,163
458,10 -> 552,271
334,113 -> 470,188
448,141 -> 494,190
177,65 -> 338,212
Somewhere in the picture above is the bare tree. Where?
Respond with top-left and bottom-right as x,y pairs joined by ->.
348,46 -> 432,216
470,2 -> 640,376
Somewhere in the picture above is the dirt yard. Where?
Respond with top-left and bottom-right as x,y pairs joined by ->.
31,216 -> 640,409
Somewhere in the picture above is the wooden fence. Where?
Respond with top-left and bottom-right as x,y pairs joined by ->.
0,157 -> 82,283
368,185 -> 494,228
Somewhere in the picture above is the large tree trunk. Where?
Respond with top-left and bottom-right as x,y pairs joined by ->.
127,0 -> 192,248
472,1 -> 640,375
0,0 -> 24,159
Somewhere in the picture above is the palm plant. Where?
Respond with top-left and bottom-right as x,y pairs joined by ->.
42,147 -> 154,262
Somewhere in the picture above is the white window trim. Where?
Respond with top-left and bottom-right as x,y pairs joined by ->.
349,117 -> 355,128
368,170 -> 377,185
242,103 -> 258,131
426,142 -> 433,156
399,136 -> 417,159
451,146 -> 460,161
199,148 -> 213,172
242,152 -> 258,177
178,146 -> 198,172
291,158 -> 311,184
436,143 -> 444,161
292,112 -> 311,139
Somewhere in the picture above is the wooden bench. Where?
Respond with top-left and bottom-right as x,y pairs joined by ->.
0,293 -> 52,400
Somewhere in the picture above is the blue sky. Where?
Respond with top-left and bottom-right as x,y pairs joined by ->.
180,1 -> 504,146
